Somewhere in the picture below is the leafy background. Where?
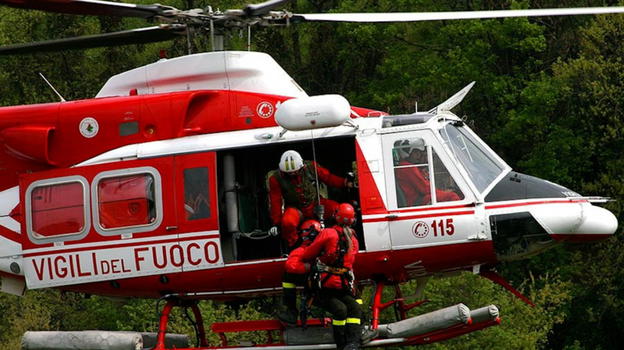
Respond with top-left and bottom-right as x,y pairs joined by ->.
0,1 -> 622,349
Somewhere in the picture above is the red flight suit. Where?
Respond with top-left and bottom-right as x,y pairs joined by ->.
300,225 -> 359,290
300,225 -> 362,349
395,160 -> 460,206
268,161 -> 345,247
285,236 -> 315,275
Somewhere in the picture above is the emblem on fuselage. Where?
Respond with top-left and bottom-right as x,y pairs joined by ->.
256,101 -> 274,118
79,117 -> 99,138
412,221 -> 430,238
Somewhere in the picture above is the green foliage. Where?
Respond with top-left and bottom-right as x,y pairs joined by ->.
362,272 -> 572,350
0,273 -> 574,349
0,290 -> 278,348
491,7 -> 624,349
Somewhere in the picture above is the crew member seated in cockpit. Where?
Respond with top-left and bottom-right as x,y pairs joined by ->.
394,139 -> 459,206
266,150 -> 353,249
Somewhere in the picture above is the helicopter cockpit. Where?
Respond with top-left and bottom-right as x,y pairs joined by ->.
434,118 -> 604,262
380,112 -> 571,262
439,122 -> 507,194
436,119 -> 557,261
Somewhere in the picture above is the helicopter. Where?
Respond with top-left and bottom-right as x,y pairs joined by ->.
0,1 -> 621,349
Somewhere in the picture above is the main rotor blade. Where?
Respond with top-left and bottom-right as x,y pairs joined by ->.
0,25 -> 186,55
293,7 -> 624,23
0,0 -> 174,19
243,0 -> 290,16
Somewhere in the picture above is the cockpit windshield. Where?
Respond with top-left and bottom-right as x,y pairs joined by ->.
440,123 -> 505,193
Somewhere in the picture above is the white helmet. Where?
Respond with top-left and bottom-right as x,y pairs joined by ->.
395,138 -> 426,158
279,150 -> 304,173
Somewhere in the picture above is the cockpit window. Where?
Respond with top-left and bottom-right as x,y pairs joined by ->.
393,138 -> 431,207
440,124 -> 504,193
393,137 -> 464,207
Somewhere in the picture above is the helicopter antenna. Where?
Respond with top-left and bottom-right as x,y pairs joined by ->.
38,72 -> 66,102
247,25 -> 251,51
207,6 -> 224,51
208,6 -> 215,51
186,26 -> 192,54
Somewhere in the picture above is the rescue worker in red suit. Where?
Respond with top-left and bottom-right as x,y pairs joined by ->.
277,220 -> 322,325
299,203 -> 369,350
267,150 -> 352,248
394,139 -> 460,206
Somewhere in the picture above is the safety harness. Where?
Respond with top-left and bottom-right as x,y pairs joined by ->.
300,227 -> 355,327
266,161 -> 318,209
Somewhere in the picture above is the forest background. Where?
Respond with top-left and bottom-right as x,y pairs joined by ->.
0,0 -> 623,349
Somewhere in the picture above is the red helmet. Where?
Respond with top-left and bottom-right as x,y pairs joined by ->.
335,203 -> 356,226
300,220 -> 321,241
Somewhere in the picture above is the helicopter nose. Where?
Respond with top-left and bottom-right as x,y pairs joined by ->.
570,204 -> 618,240
532,202 -> 618,242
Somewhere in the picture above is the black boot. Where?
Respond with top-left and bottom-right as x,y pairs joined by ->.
360,325 -> 378,344
277,287 -> 298,325
333,325 -> 347,350
344,324 -> 362,350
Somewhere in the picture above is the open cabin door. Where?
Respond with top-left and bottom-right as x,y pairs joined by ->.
18,153 -> 222,290
380,130 -> 478,256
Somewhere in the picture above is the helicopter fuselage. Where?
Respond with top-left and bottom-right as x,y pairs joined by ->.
0,51 -> 617,299
0,110 -> 617,299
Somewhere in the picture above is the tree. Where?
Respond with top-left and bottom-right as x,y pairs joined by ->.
496,10 -> 624,349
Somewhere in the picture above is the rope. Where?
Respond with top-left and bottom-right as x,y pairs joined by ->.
310,130 -> 323,226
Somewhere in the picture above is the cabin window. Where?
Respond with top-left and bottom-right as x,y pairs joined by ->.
184,167 -> 211,220
26,176 -> 90,243
393,138 -> 463,208
92,167 -> 162,236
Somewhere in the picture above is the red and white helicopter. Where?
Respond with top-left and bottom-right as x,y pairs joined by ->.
0,1 -> 620,349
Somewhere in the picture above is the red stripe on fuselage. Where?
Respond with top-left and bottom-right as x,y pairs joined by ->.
0,270 -> 25,280
485,199 -> 586,210
388,203 -> 475,213
0,225 -> 20,244
23,233 -> 220,257
363,210 -> 475,223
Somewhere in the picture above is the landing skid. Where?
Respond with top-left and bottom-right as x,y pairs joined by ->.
150,281 -> 500,349
21,282 -> 500,350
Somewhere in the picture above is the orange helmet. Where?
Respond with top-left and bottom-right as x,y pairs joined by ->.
335,203 -> 356,226
300,219 -> 321,242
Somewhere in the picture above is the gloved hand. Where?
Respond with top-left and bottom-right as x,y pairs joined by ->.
268,226 -> 280,237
